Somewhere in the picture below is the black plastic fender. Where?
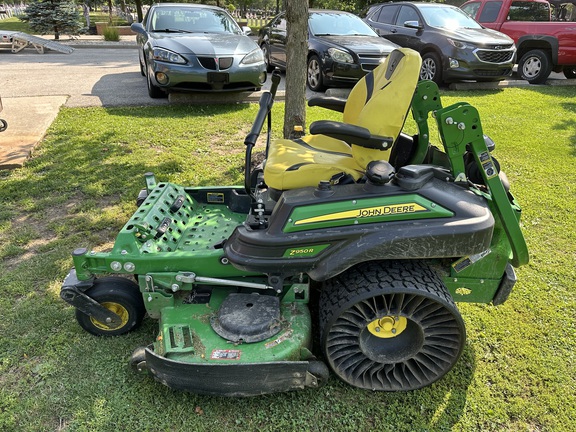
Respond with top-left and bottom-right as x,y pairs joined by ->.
225,178 -> 494,281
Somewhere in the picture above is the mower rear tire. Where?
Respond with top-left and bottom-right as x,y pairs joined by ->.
320,260 -> 465,391
75,277 -> 146,336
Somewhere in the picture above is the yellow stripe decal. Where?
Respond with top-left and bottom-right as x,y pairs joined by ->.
294,203 -> 428,225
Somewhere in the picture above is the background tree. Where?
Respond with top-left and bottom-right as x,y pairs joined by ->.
283,0 -> 308,138
20,0 -> 82,39
106,0 -> 113,23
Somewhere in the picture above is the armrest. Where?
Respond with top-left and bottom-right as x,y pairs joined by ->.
307,96 -> 347,113
310,120 -> 394,150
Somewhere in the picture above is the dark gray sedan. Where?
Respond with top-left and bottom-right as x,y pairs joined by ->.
131,4 -> 267,98
258,10 -> 399,92
362,2 -> 516,84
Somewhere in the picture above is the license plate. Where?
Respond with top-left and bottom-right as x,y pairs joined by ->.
207,72 -> 229,84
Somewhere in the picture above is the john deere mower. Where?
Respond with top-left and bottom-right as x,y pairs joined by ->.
61,48 -> 528,396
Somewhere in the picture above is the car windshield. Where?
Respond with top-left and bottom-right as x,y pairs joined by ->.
151,7 -> 241,34
419,5 -> 483,30
309,12 -> 378,36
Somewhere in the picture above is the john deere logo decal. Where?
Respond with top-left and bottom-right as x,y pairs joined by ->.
294,203 -> 428,226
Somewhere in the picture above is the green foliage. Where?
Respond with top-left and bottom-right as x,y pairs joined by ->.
90,12 -> 129,26
310,0 -> 364,13
0,16 -> 32,33
0,87 -> 575,430
20,0 -> 82,39
102,26 -> 119,41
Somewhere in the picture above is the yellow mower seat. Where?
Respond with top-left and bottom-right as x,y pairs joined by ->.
264,48 -> 422,192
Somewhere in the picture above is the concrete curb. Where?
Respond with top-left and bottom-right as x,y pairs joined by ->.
449,78 -> 576,90
65,42 -> 137,49
170,90 -> 286,104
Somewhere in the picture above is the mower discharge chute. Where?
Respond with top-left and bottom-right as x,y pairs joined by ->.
60,48 -> 528,396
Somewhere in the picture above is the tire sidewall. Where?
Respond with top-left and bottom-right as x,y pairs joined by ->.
139,50 -> 146,76
519,50 -> 551,84
563,66 -> 576,79
320,279 -> 463,349
319,261 -> 466,390
76,278 -> 145,336
261,43 -> 273,73
146,61 -> 165,98
307,55 -> 324,92
420,52 -> 442,85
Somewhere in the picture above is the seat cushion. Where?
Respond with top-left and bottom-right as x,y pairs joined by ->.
264,135 -> 364,191
263,48 -> 422,192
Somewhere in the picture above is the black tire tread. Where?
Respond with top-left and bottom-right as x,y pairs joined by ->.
75,277 -> 146,337
320,261 -> 454,331
319,260 -> 465,391
518,49 -> 552,84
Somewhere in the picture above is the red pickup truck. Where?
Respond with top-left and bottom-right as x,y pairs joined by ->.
461,0 -> 576,83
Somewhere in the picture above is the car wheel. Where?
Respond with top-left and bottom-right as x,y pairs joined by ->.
307,55 -> 325,92
518,49 -> 552,84
420,52 -> 442,85
261,43 -> 274,73
139,52 -> 146,77
563,66 -> 576,79
146,63 -> 167,99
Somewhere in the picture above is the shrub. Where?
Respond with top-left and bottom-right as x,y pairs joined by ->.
103,26 -> 119,41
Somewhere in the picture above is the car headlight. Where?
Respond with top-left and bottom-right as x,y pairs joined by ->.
152,48 -> 186,64
328,48 -> 354,64
447,38 -> 476,50
241,48 -> 264,65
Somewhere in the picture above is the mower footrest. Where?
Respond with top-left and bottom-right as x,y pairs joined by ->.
144,347 -> 316,396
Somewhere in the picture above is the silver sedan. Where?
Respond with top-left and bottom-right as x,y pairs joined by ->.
131,3 -> 267,98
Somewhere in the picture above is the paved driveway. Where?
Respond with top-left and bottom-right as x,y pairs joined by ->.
0,45 -> 570,168
0,47 -> 169,107
0,47 -> 284,168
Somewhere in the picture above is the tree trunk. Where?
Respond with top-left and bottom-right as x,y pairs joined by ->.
283,0 -> 308,138
108,0 -> 113,24
83,3 -> 90,28
135,0 -> 143,23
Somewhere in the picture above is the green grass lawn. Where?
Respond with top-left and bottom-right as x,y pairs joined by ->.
0,87 -> 575,431
0,12 -> 129,35
0,16 -> 31,33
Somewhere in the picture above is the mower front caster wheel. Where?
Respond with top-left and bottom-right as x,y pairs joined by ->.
129,346 -> 147,373
75,277 -> 146,336
320,260 -> 466,391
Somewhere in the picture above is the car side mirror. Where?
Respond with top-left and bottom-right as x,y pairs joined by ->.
242,26 -> 252,36
131,22 -> 146,35
404,20 -> 423,30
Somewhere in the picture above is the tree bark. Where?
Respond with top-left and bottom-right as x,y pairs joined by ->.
108,0 -> 113,24
283,0 -> 308,138
135,0 -> 143,23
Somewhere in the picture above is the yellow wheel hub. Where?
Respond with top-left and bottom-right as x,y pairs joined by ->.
367,315 -> 408,338
90,302 -> 129,331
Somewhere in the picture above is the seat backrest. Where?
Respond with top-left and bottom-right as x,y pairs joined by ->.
342,48 -> 422,168
154,13 -> 175,31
